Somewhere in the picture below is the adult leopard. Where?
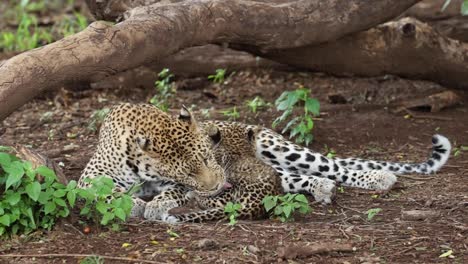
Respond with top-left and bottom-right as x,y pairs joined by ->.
79,103 -> 451,221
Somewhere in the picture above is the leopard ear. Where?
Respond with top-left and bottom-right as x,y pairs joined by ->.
179,105 -> 198,130
247,127 -> 262,143
207,125 -> 221,144
135,137 -> 150,151
179,105 -> 192,121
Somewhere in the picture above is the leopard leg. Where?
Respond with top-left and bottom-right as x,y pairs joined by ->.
256,128 -> 397,190
164,183 -> 276,224
275,168 -> 336,204
143,183 -> 194,221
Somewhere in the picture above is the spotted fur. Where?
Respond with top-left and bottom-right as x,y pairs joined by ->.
253,126 -> 451,203
78,103 -> 227,217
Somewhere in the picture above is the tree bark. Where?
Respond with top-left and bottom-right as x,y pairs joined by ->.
261,17 -> 468,89
0,0 -> 418,121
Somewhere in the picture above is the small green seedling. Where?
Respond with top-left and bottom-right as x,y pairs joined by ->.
150,68 -> 176,112
208,69 -> 226,84
272,87 -> 320,146
79,256 -> 104,264
221,107 -> 240,120
453,145 -> 468,157
224,202 -> 242,225
245,96 -> 270,113
366,208 -> 382,221
167,228 -> 180,238
88,108 -> 111,132
262,193 -> 311,222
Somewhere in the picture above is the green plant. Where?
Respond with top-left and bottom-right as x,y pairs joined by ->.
150,68 -> 176,111
324,145 -> 336,159
79,256 -> 104,264
245,96 -> 270,113
88,108 -> 111,132
224,202 -> 242,225
208,69 -> 226,84
442,0 -> 468,15
77,176 -> 135,227
366,208 -> 382,221
0,149 -> 75,238
453,145 -> 468,157
272,87 -> 320,146
221,107 -> 240,120
262,193 -> 311,222
56,12 -> 88,37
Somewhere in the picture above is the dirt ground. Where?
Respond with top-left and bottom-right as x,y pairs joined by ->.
0,67 -> 467,263
1,0 -> 468,263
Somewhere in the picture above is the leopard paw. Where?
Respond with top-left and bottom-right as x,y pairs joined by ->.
130,198 -> 147,218
144,200 -> 179,221
367,171 -> 397,190
161,213 -> 180,224
311,178 -> 336,204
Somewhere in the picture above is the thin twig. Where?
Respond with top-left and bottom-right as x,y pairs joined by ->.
399,174 -> 436,181
0,254 -> 161,263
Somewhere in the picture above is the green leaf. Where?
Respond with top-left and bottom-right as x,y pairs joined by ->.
96,201 -> 109,214
262,196 -> 276,212
36,166 -> 56,180
67,190 -> 76,207
25,181 -> 41,201
26,207 -> 36,229
4,161 -> 25,190
305,98 -> 320,116
44,202 -> 57,214
439,249 -> 453,258
101,212 -> 115,225
53,189 -> 67,198
283,204 -> 293,218
462,0 -> 468,15
66,180 -> 77,190
0,152 -> 11,167
294,194 -> 309,204
274,205 -> 283,216
6,192 -> 21,205
114,208 -> 126,221
54,198 -> 67,207
366,208 -> 382,221
0,215 -> 11,227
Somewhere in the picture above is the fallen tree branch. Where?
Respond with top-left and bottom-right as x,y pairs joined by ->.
260,17 -> 468,90
277,243 -> 355,259
0,0 -> 418,121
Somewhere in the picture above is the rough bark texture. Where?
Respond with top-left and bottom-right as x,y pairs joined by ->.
0,0 -> 419,121
261,17 -> 468,89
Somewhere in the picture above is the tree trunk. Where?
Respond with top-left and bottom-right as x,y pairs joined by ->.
260,17 -> 468,89
0,0 -> 418,121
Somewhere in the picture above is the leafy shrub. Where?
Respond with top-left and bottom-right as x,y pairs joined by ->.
262,194 -> 311,222
272,87 -> 320,146
0,149 -> 135,238
77,177 -> 135,227
0,149 -> 75,238
224,202 -> 242,225
150,68 -> 176,111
